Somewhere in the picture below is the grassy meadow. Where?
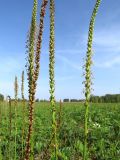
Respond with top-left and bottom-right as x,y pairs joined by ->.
0,102 -> 120,159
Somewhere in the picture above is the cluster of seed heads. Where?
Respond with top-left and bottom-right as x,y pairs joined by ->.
34,0 -> 48,87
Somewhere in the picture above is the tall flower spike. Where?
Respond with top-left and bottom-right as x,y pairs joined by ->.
49,0 -> 58,159
25,0 -> 37,159
34,0 -> 48,85
83,0 -> 102,160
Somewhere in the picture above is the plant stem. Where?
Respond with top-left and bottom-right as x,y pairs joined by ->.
8,96 -> 12,160
21,71 -> 25,159
14,76 -> 18,160
83,0 -> 102,160
25,0 -> 37,159
49,0 -> 58,158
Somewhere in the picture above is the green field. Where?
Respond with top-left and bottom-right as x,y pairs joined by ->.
0,102 -> 120,160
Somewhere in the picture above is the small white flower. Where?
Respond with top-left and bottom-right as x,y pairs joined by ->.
93,122 -> 101,128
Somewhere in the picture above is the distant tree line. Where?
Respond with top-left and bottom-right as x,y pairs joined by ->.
63,99 -> 84,102
90,94 -> 120,103
0,93 -> 4,101
63,94 -> 120,103
1,93 -> 120,103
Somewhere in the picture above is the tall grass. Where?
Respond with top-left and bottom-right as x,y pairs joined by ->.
83,0 -> 102,159
49,0 -> 58,158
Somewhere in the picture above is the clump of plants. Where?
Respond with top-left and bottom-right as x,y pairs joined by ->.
25,0 -> 48,159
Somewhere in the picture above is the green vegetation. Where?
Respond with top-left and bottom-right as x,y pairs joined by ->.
90,94 -> 120,103
0,94 -> 4,102
0,102 -> 120,159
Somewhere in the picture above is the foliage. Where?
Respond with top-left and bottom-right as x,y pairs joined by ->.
0,94 -> 4,102
90,94 -> 120,103
0,102 -> 120,159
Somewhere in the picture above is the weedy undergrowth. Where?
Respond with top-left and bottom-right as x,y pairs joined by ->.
83,0 -> 102,160
14,76 -> 18,160
49,0 -> 58,159
25,0 -> 48,159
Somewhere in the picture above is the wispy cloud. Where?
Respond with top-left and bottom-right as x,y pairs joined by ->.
82,25 -> 120,54
56,54 -> 81,71
94,29 -> 120,48
95,55 -> 120,68
56,49 -> 81,54
0,56 -> 22,74
56,75 -> 74,81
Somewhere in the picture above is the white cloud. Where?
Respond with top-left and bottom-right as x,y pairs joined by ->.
0,56 -> 21,74
95,55 -> 120,68
56,54 -> 81,71
56,49 -> 81,54
82,25 -> 120,54
94,29 -> 120,49
56,75 -> 74,81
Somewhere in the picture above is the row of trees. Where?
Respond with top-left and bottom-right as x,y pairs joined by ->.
63,99 -> 84,102
1,93 -> 120,103
90,94 -> 120,103
0,93 -> 4,101
63,94 -> 120,103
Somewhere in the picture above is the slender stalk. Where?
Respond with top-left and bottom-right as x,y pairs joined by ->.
21,71 -> 25,159
49,0 -> 58,158
83,1 -> 102,160
8,96 -> 12,160
58,100 -> 62,128
14,76 -> 18,160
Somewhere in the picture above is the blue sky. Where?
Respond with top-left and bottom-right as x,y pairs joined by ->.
0,0 -> 120,100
